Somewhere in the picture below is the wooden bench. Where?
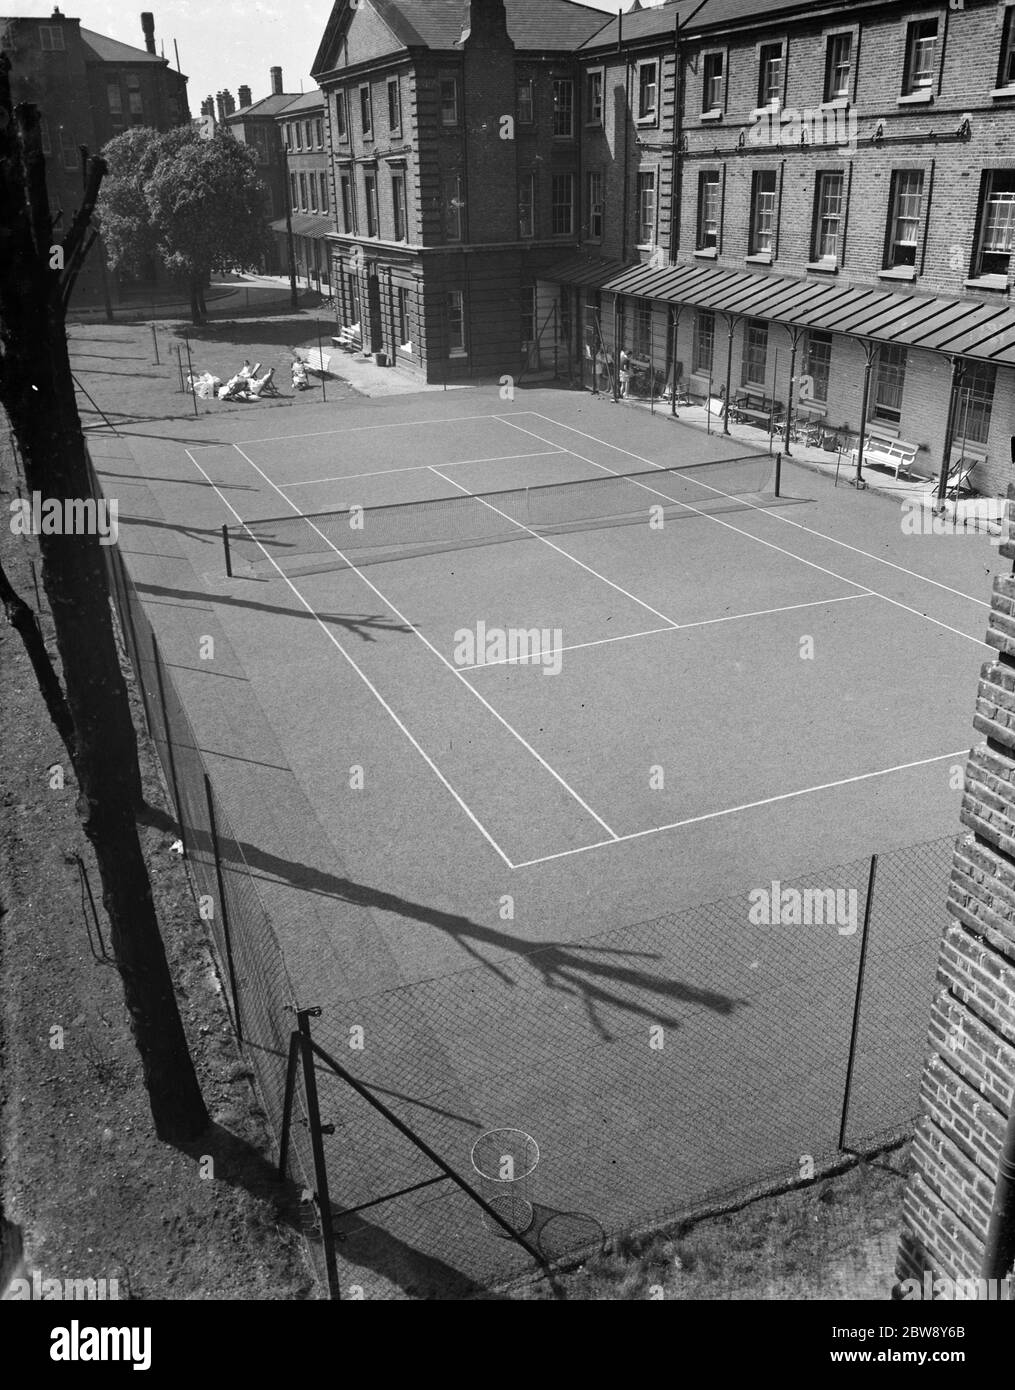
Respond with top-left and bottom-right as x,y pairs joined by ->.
331,325 -> 362,352
849,430 -> 922,479
730,388 -> 784,430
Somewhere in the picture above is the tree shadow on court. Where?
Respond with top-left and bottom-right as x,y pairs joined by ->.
134,578 -> 414,641
137,803 -> 743,1041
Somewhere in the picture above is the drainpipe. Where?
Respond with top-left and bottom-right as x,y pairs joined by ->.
935,356 -> 966,511
855,340 -> 876,487
669,0 -> 713,265
981,1102 -> 1015,1284
722,312 -> 735,434
621,15 -> 630,265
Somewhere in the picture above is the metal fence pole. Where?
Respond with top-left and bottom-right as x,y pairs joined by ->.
184,333 -> 198,416
204,774 -> 242,1043
222,524 -> 232,578
297,1009 -> 341,1300
838,853 -> 879,1152
151,323 -> 160,365
151,632 -> 187,853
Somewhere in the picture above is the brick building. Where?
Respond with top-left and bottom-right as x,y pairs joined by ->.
0,7 -> 191,306
223,68 -> 301,274
542,0 -> 1015,501
274,89 -> 333,291
310,0 -> 610,378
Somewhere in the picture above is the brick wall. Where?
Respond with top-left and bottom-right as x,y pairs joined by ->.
897,493 -> 1015,1293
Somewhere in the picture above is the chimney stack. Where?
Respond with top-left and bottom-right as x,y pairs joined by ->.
200,95 -> 214,117
215,90 -> 232,123
140,12 -> 156,54
461,0 -> 509,45
270,66 -> 283,96
238,84 -> 252,109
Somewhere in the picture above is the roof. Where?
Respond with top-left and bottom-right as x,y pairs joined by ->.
600,260 -> 1015,369
228,93 -> 302,120
315,0 -> 610,72
278,90 -> 325,115
270,213 -> 335,237
542,252 -> 631,289
78,27 -> 171,65
578,0 -> 845,52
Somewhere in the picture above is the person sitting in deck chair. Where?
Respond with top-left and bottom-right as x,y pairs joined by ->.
218,373 -> 247,400
246,366 -> 278,398
291,357 -> 310,391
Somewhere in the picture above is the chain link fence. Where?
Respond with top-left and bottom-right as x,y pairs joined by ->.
95,539 -> 954,1295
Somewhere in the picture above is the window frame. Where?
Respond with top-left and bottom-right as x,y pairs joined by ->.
340,172 -> 355,234
587,169 -> 604,243
446,288 -> 467,357
741,318 -> 769,389
107,81 -> 123,117
391,170 -> 406,242
637,59 -> 659,125
824,30 -> 853,104
39,24 -> 65,51
364,171 -> 379,238
299,172 -> 308,212
812,169 -> 845,264
696,169 -> 721,253
387,78 -> 402,136
637,169 -> 657,249
749,168 -> 778,259
439,74 -> 460,127
517,75 -> 535,126
885,168 -> 925,270
954,361 -> 996,449
998,6 -> 1015,92
360,85 -> 373,140
871,343 -> 907,425
803,330 -> 832,405
553,77 -> 575,138
586,67 -> 604,126
518,171 -> 535,240
702,50 -> 725,116
693,309 -> 715,376
336,91 -> 349,143
972,168 -> 1015,281
551,172 -> 576,237
901,16 -> 939,99
315,116 -> 324,148
397,286 -> 413,353
757,40 -> 786,110
444,173 -> 464,242
521,285 -> 537,347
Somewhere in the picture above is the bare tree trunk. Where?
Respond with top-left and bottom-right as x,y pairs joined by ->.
0,70 -> 208,1141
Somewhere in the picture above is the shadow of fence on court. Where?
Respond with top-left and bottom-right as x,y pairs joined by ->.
100,537 -> 954,1298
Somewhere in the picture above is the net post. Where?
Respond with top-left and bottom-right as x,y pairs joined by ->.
204,773 -> 242,1043
222,524 -> 232,578
774,451 -> 782,498
152,633 -> 186,852
838,853 -> 878,1153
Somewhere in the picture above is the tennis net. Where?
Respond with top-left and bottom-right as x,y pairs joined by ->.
224,451 -> 782,578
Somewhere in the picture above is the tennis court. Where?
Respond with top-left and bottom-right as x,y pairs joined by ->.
93,384 -> 997,1290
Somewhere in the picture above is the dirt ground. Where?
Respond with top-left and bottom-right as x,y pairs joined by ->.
2,310 -> 909,1302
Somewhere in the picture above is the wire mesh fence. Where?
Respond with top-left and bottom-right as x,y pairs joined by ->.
100,539 -> 955,1294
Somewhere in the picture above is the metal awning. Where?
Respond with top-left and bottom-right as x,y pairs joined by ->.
599,260 -> 1015,369
541,253 -> 630,289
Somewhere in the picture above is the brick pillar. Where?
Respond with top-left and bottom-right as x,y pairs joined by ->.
896,488 -> 1015,1295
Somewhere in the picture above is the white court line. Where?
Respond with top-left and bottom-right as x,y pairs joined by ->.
283,449 -> 566,489
428,465 -> 683,631
458,592 -> 874,672
499,415 -> 988,650
231,444 -> 621,842
527,411 -> 992,611
511,749 -> 970,869
234,411 -> 530,448
183,449 -> 516,868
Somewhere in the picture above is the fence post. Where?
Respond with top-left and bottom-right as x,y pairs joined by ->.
117,554 -> 154,737
775,451 -> 782,499
152,632 -> 187,854
151,323 -> 160,365
204,774 -> 242,1043
222,524 -> 232,578
838,853 -> 878,1152
278,1030 -> 302,1183
297,1009 -> 341,1300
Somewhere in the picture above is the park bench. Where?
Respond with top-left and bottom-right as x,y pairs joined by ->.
331,324 -> 362,352
730,387 -> 784,430
848,428 -> 922,479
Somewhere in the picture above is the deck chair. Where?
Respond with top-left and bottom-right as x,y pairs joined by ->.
944,457 -> 977,501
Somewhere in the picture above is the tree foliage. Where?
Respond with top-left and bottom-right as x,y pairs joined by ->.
98,127 -> 272,319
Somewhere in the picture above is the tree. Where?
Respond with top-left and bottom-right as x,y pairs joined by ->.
0,59 -> 209,1141
99,126 -> 272,323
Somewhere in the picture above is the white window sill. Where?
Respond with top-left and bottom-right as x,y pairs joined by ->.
700,109 -> 723,122
636,115 -> 659,127
964,275 -> 1008,291
449,350 -> 468,359
879,266 -> 916,281
807,259 -> 838,274
898,89 -> 933,105
990,85 -> 1015,99
585,120 -> 604,129
745,252 -> 772,265
751,102 -> 780,120
821,97 -> 849,110
694,247 -> 718,259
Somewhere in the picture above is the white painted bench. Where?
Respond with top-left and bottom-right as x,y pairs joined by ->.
849,431 -> 922,480
331,324 -> 362,352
